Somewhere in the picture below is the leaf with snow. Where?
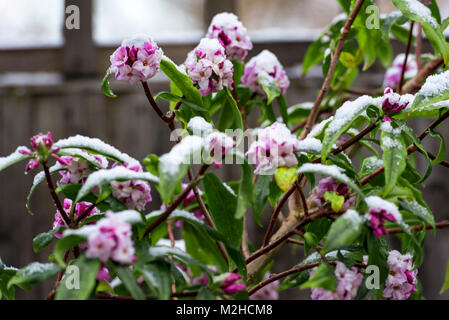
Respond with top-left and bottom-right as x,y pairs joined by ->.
258,72 -> 281,105
0,147 -> 33,173
360,156 -> 384,178
26,163 -> 64,215
54,135 -> 139,167
297,163 -> 364,200
8,262 -> 62,289
158,136 -> 203,204
324,210 -> 364,252
393,0 -> 449,64
380,122 -> 407,196
101,69 -> 117,98
321,95 -> 380,160
365,196 -> 412,235
297,137 -> 322,154
411,70 -> 449,111
75,167 -> 159,202
56,148 -> 108,168
398,198 -> 435,229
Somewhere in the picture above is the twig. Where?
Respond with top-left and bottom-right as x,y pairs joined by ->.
144,165 -> 209,236
387,220 -> 449,234
399,21 -> 415,94
242,214 -> 251,259
42,161 -> 71,227
301,0 -> 365,138
415,23 -> 423,71
141,81 -> 175,131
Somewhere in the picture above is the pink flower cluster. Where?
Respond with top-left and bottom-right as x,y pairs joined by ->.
185,38 -> 234,96
53,199 -> 99,232
368,208 -> 397,237
250,272 -> 280,300
311,177 -> 357,212
175,184 -> 205,228
205,131 -> 235,168
383,54 -> 417,89
382,87 -> 410,115
110,35 -> 163,84
383,250 -> 418,300
311,262 -> 363,300
19,132 -> 69,173
246,122 -> 300,175
58,152 -> 108,185
220,273 -> 247,295
206,12 -> 253,61
86,212 -> 136,264
110,163 -> 152,211
241,50 -> 290,95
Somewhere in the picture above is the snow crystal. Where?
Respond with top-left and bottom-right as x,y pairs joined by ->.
380,121 -> 401,135
307,117 -> 334,138
365,196 -> 402,222
113,210 -> 143,224
62,225 -> 97,238
403,0 -> 438,28
326,96 -> 380,135
364,157 -> 384,171
382,136 -> 399,149
58,148 -> 107,168
55,135 -> 139,167
187,117 -> 213,136
297,137 -> 322,153
223,182 -> 236,196
343,209 -> 363,229
418,70 -> 449,99
297,163 -> 350,184
78,166 -> 159,200
159,136 -> 203,176
0,146 -> 30,171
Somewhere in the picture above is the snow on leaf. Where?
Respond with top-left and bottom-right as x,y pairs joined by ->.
0,146 -> 33,172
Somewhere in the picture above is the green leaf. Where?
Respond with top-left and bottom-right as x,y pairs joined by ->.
8,262 -> 61,289
302,36 -> 325,75
324,191 -> 345,213
440,260 -> 449,294
275,167 -> 298,192
101,69 -> 117,98
0,267 -> 17,300
393,0 -> 449,64
76,167 -> 159,202
33,227 -> 64,253
160,58 -> 203,107
196,287 -> 217,300
235,161 -> 254,219
359,156 -> 383,178
224,87 -> 244,133
0,147 -> 33,173
114,265 -> 146,300
143,154 -> 159,176
154,92 -> 208,113
322,96 -> 377,160
381,12 -> 408,42
324,210 -> 364,252
428,129 -> 446,165
276,95 -> 289,125
300,263 -> 337,291
339,51 -> 359,69
253,175 -> 272,226
381,124 -> 407,196
54,235 -> 86,267
233,61 -> 244,87
398,198 -> 435,229
55,255 -> 101,300
259,74 -> 281,105
366,232 -> 390,286
137,262 -> 172,300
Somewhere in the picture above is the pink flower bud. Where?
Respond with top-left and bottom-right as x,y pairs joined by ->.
30,132 -> 53,152
382,87 -> 410,115
222,283 -> 247,295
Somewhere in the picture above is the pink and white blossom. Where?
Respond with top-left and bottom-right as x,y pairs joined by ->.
110,163 -> 152,211
383,250 -> 418,300
242,50 -> 290,95
367,208 -> 397,237
58,152 -> 108,185
311,261 -> 363,300
52,199 -> 99,234
382,87 -> 411,115
185,38 -> 234,96
246,122 -> 299,175
206,12 -> 253,61
311,177 -> 357,212
110,35 -> 163,84
383,54 -> 417,89
86,212 -> 136,264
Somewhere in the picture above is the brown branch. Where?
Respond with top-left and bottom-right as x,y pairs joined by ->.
144,165 -> 209,236
287,238 -> 305,246
415,23 -> 423,71
399,21 -> 415,94
401,56 -> 444,94
141,81 -> 175,131
387,220 -> 449,234
42,161 -> 71,227
301,0 -> 365,138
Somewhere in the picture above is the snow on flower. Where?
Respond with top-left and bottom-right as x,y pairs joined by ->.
110,163 -> 152,211
109,34 -> 163,84
250,272 -> 280,300
52,199 -> 99,235
367,208 -> 397,237
204,131 -> 235,168
383,250 -> 418,300
185,38 -> 234,96
86,212 -> 136,264
311,177 -> 357,212
311,261 -> 363,300
383,54 -> 417,89
206,12 -> 253,61
241,50 -> 290,95
246,122 -> 299,175
382,87 -> 411,115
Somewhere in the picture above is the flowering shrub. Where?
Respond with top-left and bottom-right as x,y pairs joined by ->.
1,0 -> 449,301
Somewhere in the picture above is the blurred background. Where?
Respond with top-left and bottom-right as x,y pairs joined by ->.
0,0 -> 449,299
